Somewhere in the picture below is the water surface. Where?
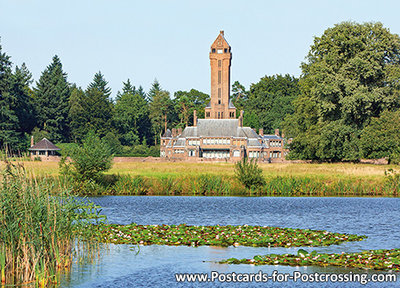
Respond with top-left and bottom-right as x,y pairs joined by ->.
62,196 -> 400,287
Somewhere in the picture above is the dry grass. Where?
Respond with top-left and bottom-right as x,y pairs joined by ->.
2,161 -> 396,182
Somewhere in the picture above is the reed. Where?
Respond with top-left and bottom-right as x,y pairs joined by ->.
0,161 -> 102,286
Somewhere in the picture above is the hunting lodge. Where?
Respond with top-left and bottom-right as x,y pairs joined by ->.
160,31 -> 288,162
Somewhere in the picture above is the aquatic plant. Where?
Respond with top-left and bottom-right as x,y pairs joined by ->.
93,223 -> 366,248
220,248 -> 400,271
0,162 -> 104,286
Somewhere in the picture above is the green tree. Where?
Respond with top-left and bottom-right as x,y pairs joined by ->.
11,63 -> 36,135
114,79 -> 151,146
60,131 -> 113,182
70,73 -> 114,140
33,55 -> 71,142
68,85 -> 86,142
173,89 -> 209,127
284,22 -> 400,161
148,80 -> 173,144
360,110 -> 400,163
88,71 -> 111,99
0,41 -> 20,151
247,74 -> 299,133
231,81 -> 248,111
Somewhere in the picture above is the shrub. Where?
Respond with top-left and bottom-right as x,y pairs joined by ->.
234,157 -> 265,189
60,131 -> 113,182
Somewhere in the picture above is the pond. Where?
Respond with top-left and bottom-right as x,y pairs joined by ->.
61,196 -> 400,287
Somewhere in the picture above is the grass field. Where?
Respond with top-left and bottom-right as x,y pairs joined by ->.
4,161 -> 396,182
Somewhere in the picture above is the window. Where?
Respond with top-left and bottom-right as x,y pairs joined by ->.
230,112 -> 234,118
218,60 -> 221,67
206,112 -> 210,117
218,139 -> 222,144
218,88 -> 221,98
221,112 -> 223,118
218,112 -> 220,119
217,49 -> 223,54
218,70 -> 221,84
224,48 -> 228,53
218,100 -> 221,104
189,150 -> 196,157
212,48 -> 216,53
233,150 -> 240,157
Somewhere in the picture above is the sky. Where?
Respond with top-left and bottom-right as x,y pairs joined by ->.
1,0 -> 400,99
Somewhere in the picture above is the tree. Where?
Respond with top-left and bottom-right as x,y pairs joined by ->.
231,81 -> 248,111
116,78 -> 135,101
360,110 -> 400,163
0,41 -> 19,151
247,74 -> 299,133
60,131 -> 113,182
284,22 -> 400,161
114,80 -> 151,146
68,85 -> 86,142
87,71 -> 111,99
33,55 -> 71,142
173,89 -> 209,127
148,80 -> 173,144
11,63 -> 36,135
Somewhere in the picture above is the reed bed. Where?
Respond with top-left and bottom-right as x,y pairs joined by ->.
0,162 -> 102,286
47,173 -> 400,197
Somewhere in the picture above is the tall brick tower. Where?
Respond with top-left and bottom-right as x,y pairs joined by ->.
205,31 -> 236,119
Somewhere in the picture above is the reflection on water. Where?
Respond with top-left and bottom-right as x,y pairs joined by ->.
61,196 -> 400,287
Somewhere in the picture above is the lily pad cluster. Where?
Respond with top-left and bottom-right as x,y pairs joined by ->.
92,223 -> 366,247
220,248 -> 400,271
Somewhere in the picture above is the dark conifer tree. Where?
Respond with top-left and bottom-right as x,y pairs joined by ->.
33,55 -> 70,142
0,41 -> 20,151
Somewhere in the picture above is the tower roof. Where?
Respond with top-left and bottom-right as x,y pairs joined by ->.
211,30 -> 230,49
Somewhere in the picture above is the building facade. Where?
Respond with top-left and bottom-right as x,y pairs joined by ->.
160,31 -> 288,162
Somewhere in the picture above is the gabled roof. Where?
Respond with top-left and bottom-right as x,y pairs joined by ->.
211,30 -> 230,49
29,138 -> 60,151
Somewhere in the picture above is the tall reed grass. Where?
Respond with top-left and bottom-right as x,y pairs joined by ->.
57,172 -> 399,197
0,162 -> 103,286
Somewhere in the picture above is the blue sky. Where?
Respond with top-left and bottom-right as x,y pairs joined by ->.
1,0 -> 400,98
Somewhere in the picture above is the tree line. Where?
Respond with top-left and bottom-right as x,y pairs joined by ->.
1,21 -> 400,162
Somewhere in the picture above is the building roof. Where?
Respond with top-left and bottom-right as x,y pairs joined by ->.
162,129 -> 172,137
29,138 -> 61,151
262,135 -> 283,140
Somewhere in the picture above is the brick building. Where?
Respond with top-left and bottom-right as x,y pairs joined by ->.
160,31 -> 288,162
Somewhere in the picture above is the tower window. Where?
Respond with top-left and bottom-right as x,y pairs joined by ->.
218,70 -> 221,84
218,100 -> 221,104
212,48 -> 216,53
218,60 -> 221,67
218,88 -> 221,98
224,48 -> 228,53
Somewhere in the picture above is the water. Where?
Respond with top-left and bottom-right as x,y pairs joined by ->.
62,196 -> 400,287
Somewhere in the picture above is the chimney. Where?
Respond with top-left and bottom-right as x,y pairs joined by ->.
178,128 -> 182,135
30,136 -> 34,147
275,129 -> 280,136
238,110 -> 244,127
193,110 -> 197,127
220,30 -> 224,36
259,128 -> 263,136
